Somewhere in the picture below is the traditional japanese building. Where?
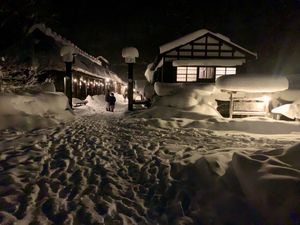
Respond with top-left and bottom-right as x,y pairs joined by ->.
148,29 -> 257,84
1,24 -> 125,99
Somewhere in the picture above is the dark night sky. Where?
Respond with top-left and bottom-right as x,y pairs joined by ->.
1,0 -> 300,79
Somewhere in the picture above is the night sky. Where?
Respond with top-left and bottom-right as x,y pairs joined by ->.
1,0 -> 300,79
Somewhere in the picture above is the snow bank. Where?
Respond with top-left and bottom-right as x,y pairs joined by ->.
1,79 -> 300,225
0,92 -> 74,131
272,100 -> 300,120
133,83 -> 221,120
154,82 -> 215,96
154,82 -> 182,96
145,63 -> 155,83
133,80 -> 300,134
231,143 -> 300,225
274,89 -> 300,102
216,74 -> 289,93
73,93 -> 128,116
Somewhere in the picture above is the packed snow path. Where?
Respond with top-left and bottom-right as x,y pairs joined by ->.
0,115 -> 300,225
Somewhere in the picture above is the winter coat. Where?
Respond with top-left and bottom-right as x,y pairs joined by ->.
109,96 -> 116,106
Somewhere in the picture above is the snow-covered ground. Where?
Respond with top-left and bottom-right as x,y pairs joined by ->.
1,82 -> 300,225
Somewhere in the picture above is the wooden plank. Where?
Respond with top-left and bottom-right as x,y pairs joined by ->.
179,49 -> 234,53
229,92 -> 233,118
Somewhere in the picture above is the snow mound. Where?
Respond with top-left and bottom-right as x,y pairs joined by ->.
145,63 -> 154,83
274,89 -> 300,102
154,82 -> 215,96
73,94 -> 128,116
272,100 -> 300,119
216,74 -> 289,93
0,92 -> 74,130
133,85 -> 221,120
155,95 -> 198,109
231,144 -> 300,225
154,82 -> 181,96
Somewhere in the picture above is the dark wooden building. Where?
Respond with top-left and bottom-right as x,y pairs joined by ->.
149,29 -> 257,84
1,24 -> 125,99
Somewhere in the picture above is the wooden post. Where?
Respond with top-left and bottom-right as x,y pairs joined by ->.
65,61 -> 72,109
128,63 -> 134,111
229,92 -> 233,118
122,47 -> 138,111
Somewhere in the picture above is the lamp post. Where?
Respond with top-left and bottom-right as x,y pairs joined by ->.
122,47 -> 139,111
60,45 -> 75,109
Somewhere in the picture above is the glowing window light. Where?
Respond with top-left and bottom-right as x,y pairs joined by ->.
216,67 -> 226,75
187,67 -> 197,73
177,66 -> 197,82
226,67 -> 236,75
198,67 -> 214,79
216,67 -> 236,79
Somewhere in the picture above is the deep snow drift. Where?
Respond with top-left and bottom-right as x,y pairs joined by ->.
0,80 -> 300,225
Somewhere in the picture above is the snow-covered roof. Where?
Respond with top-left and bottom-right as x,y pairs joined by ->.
96,56 -> 109,65
172,59 -> 246,67
159,29 -> 257,58
108,71 -> 124,84
216,74 -> 289,93
22,24 -> 126,83
28,24 -> 106,67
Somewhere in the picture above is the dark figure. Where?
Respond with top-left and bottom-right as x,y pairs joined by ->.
105,90 -> 110,111
123,87 -> 128,102
109,92 -> 116,112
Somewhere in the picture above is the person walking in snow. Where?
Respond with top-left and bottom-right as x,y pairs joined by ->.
109,92 -> 116,112
105,90 -> 110,111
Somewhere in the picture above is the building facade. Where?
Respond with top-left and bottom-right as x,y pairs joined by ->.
149,29 -> 257,84
1,24 -> 125,99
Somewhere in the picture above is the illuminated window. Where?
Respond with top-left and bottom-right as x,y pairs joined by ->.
226,67 -> 236,75
199,67 -> 214,79
176,67 -> 197,82
216,67 -> 236,79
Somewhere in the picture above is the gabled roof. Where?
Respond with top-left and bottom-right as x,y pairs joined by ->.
159,29 -> 257,58
28,24 -> 110,67
13,24 -> 126,83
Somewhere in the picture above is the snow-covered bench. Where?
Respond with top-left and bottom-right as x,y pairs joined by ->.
231,98 -> 269,117
216,74 -> 289,118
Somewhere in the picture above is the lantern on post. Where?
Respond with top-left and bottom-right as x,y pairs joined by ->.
60,45 -> 76,109
122,47 -> 139,111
